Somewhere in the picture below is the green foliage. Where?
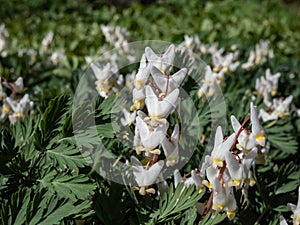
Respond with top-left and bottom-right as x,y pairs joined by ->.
147,183 -> 203,224
0,188 -> 93,225
265,119 -> 298,157
0,0 -> 300,224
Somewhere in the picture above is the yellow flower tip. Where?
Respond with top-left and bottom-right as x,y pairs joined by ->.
216,77 -> 223,84
146,188 -> 156,195
131,186 -> 140,191
249,178 -> 256,187
135,80 -> 144,89
135,99 -> 143,109
13,112 -> 23,119
271,89 -> 277,96
145,151 -> 152,157
207,91 -> 215,97
255,133 -> 266,147
149,148 -> 161,155
213,158 -> 223,168
198,91 -> 204,98
2,105 -> 10,114
233,179 -> 241,185
166,157 -> 176,167
130,105 -> 137,111
139,186 -> 146,195
198,187 -> 204,193
202,180 -> 212,190
212,203 -> 224,212
135,148 -> 142,155
223,66 -> 228,72
227,210 -> 236,220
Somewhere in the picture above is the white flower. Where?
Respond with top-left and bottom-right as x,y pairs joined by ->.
279,216 -> 288,225
211,177 -> 237,220
91,62 -> 119,98
161,124 -> 179,167
0,99 -> 10,120
197,66 -> 219,98
6,94 -> 33,124
231,115 -> 256,151
212,52 -> 240,73
250,102 -> 266,147
173,169 -> 205,192
13,77 -> 24,93
0,23 -> 9,53
151,65 -> 187,95
131,156 -> 164,195
100,25 -> 131,52
173,169 -> 183,188
145,44 -> 175,75
259,95 -> 293,122
181,34 -> 200,50
145,85 -> 179,121
0,77 -> 5,100
287,186 -> 300,225
225,148 -> 257,189
41,31 -> 54,51
121,108 -> 136,126
131,87 -> 145,111
135,54 -> 150,89
255,68 -> 280,97
51,50 -> 67,65
135,116 -> 167,155
242,40 -> 273,70
210,126 -> 236,168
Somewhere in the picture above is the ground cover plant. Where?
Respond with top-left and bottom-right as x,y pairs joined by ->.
0,0 -> 300,224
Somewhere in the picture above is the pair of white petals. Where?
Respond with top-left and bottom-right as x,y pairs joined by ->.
131,156 -> 164,195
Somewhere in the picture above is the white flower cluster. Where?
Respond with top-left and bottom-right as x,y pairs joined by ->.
179,34 -> 225,56
0,77 -> 33,124
253,68 -> 294,122
255,68 -> 280,97
100,24 -> 131,53
41,31 -> 54,52
280,186 -> 300,225
128,45 -> 187,195
195,103 -> 266,220
179,35 -> 241,99
242,40 -> 274,70
91,62 -> 124,98
197,65 -> 223,98
0,23 -> 9,57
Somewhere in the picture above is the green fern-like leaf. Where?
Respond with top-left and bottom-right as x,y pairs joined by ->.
34,95 -> 70,150
148,183 -> 203,224
265,119 -> 298,156
37,171 -> 96,201
0,187 -> 93,225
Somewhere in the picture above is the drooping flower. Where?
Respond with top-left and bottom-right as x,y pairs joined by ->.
151,65 -> 187,95
145,44 -> 175,75
287,186 -> 300,225
145,85 -> 179,122
210,126 -> 236,168
161,124 -> 179,167
6,94 -> 33,124
121,108 -> 136,126
131,156 -> 164,195
135,116 -> 167,155
250,102 -> 266,147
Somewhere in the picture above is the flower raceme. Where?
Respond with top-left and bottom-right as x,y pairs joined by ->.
125,45 -> 190,196
201,102 -> 266,220
0,77 -> 33,124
